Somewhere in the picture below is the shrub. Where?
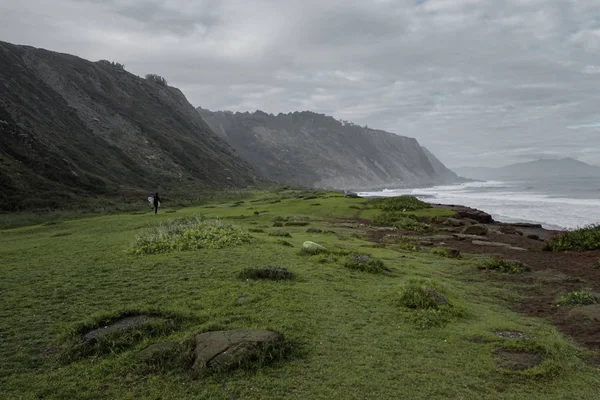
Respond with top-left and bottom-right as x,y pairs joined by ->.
131,217 -> 253,255
557,290 -> 597,306
431,248 -> 461,259
543,225 -> 600,252
594,258 -> 600,270
398,280 -> 449,310
249,228 -> 264,233
369,196 -> 429,211
479,257 -> 529,274
238,266 -> 295,281
344,253 -> 390,274
146,73 -> 168,86
373,212 -> 434,232
276,240 -> 293,247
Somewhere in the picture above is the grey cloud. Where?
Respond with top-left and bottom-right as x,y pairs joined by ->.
1,0 -> 600,167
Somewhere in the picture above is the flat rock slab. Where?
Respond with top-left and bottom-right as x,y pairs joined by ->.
81,315 -> 159,344
453,234 -> 490,241
567,304 -> 600,321
193,329 -> 283,375
472,240 -> 527,251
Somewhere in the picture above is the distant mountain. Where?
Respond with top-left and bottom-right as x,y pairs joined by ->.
454,158 -> 600,181
0,41 -> 259,211
197,108 -> 462,190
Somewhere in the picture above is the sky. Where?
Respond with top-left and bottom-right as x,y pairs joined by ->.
1,0 -> 600,168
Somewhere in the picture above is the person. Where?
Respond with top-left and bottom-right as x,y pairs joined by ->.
153,192 -> 161,214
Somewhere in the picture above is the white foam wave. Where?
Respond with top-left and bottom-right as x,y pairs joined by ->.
359,181 -> 600,230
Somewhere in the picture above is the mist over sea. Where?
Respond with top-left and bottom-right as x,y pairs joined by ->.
359,177 -> 600,230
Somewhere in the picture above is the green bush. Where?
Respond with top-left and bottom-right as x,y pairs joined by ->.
369,196 -> 429,211
131,217 -> 253,255
557,290 -> 597,306
373,212 -> 433,232
398,280 -> 449,310
479,257 -> 529,274
543,225 -> 600,252
344,253 -> 390,274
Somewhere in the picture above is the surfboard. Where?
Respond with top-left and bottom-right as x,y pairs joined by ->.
147,196 -> 161,207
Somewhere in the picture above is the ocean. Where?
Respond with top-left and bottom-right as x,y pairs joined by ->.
358,177 -> 600,230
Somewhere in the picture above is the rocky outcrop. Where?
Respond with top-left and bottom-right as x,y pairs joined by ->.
197,108 -> 462,190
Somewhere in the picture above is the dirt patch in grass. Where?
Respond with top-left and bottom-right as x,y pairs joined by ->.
494,349 -> 543,371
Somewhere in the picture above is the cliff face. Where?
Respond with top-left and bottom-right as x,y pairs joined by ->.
198,108 -> 460,190
0,41 -> 258,211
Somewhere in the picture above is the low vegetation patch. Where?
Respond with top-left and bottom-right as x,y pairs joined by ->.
276,239 -> 293,247
131,217 -> 253,255
238,266 -> 295,281
543,224 -> 600,251
557,290 -> 597,306
431,248 -> 462,259
344,253 -> 390,274
373,212 -> 434,232
369,196 -> 430,211
479,257 -> 529,274
268,230 -> 292,237
397,280 -> 464,328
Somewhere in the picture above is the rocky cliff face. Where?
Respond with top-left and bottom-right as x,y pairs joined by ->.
0,41 -> 258,211
198,109 -> 460,190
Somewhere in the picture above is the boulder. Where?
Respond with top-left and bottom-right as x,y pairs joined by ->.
462,224 -> 488,236
454,207 -> 493,224
498,225 -> 523,235
443,217 -> 465,227
527,234 -> 540,240
192,329 -> 284,375
302,241 -> 327,252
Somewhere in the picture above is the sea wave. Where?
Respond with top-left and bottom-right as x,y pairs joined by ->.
359,181 -> 600,230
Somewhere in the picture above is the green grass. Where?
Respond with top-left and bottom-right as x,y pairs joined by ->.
368,196 -> 430,211
479,257 -> 530,274
373,212 -> 434,232
1,189 -> 599,399
543,224 -> 600,251
557,290 -> 598,306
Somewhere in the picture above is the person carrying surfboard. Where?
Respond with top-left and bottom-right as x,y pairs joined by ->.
152,193 -> 161,214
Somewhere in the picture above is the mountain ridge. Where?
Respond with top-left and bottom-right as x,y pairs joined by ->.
0,41 -> 259,211
454,158 -> 600,180
197,108 -> 462,190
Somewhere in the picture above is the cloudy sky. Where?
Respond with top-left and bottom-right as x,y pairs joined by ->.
1,0 -> 600,167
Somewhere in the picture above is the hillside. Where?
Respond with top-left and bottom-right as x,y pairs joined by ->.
455,158 -> 600,180
197,108 -> 461,190
0,41 -> 259,211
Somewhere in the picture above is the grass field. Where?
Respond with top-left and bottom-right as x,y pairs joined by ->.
1,190 -> 599,399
